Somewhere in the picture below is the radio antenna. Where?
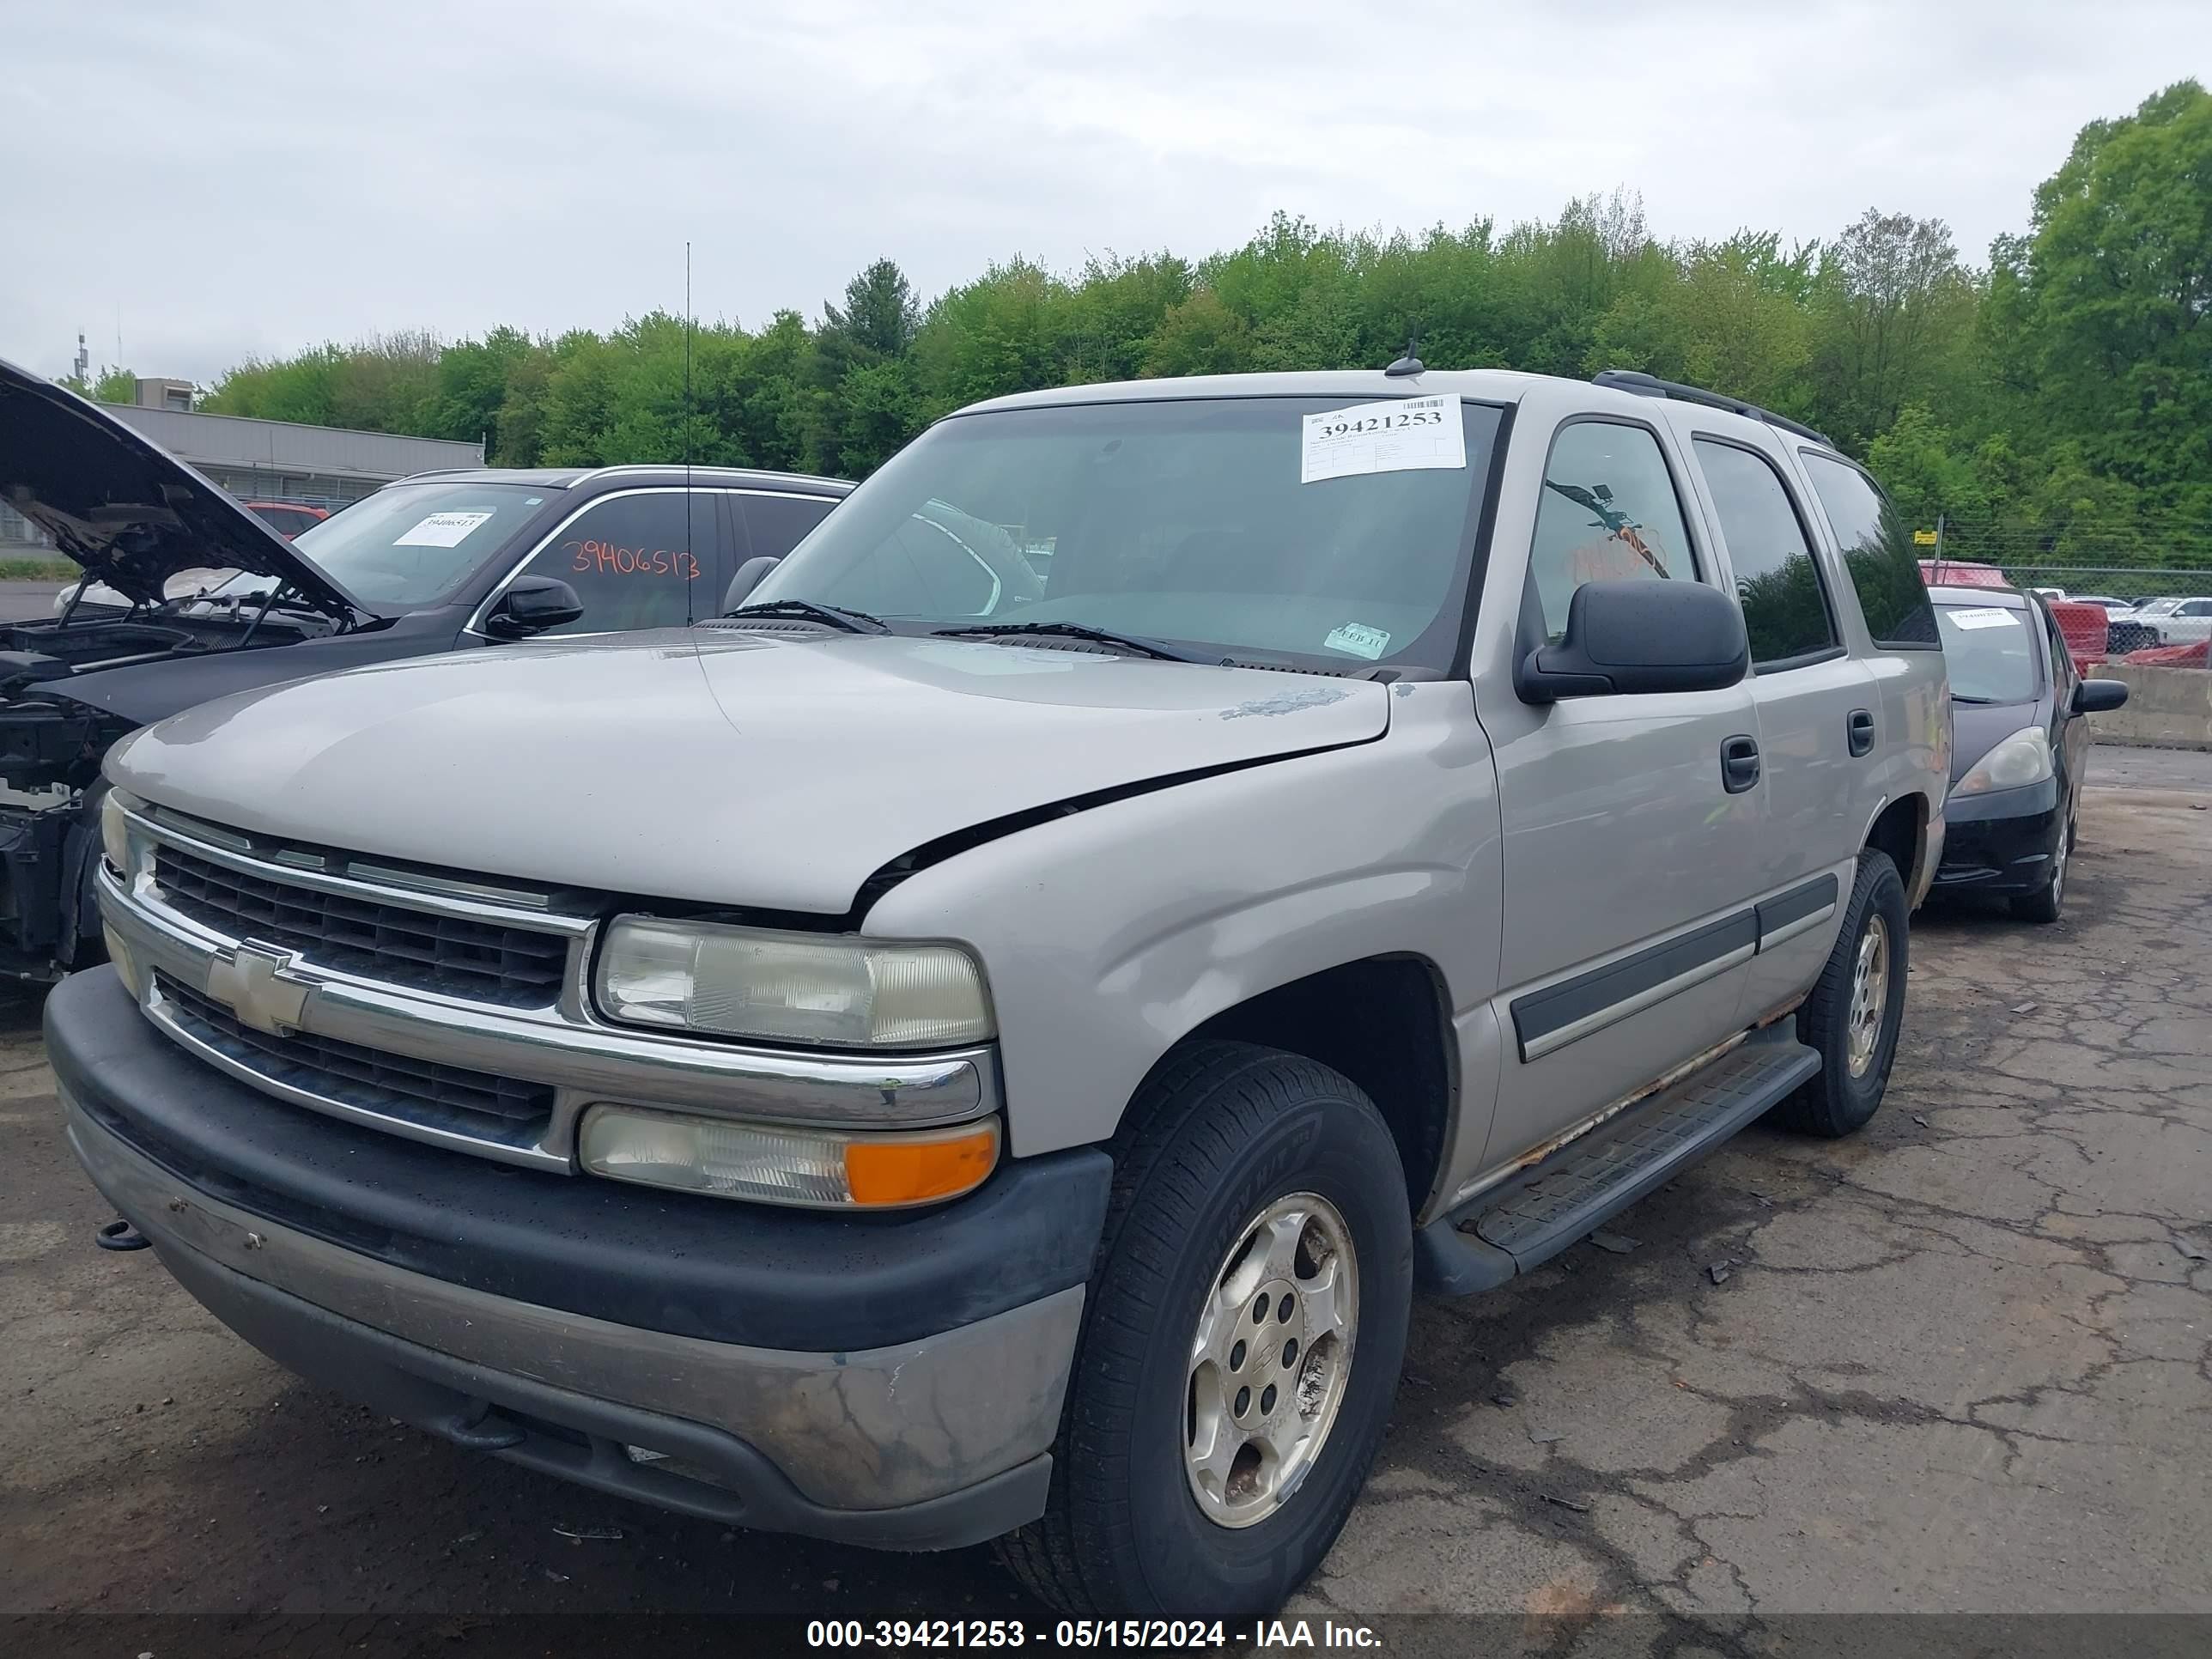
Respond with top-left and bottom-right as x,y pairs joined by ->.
684,240 -> 696,622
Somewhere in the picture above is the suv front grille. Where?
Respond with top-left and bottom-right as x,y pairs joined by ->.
155,973 -> 555,1145
154,844 -> 569,1006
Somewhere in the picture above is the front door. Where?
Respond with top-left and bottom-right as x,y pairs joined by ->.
1478,414 -> 1765,1169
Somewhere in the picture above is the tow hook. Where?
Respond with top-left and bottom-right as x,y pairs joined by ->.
95,1217 -> 149,1252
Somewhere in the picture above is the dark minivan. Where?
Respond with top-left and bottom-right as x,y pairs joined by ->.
1929,585 -> 2128,921
0,358 -> 848,977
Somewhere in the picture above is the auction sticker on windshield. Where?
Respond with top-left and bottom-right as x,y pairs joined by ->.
1323,621 -> 1392,659
395,510 -> 495,548
1301,395 -> 1465,484
1948,607 -> 2021,630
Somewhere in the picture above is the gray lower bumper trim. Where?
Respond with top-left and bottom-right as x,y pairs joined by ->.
65,1090 -> 1081,1520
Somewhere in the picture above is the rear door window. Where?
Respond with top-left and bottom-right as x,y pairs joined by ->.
1798,453 -> 1938,649
1692,439 -> 1838,667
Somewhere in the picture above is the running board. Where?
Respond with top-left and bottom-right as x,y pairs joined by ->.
1413,1024 -> 1820,1294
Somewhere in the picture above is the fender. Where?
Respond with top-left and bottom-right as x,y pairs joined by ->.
863,683 -> 1505,1160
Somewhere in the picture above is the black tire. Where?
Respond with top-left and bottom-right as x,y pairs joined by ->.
2009,821 -> 2068,924
1772,849 -> 1909,1137
995,1041 -> 1413,1620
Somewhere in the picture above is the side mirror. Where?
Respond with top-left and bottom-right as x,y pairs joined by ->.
483,576 -> 584,639
2074,677 -> 2129,714
1516,580 -> 1750,704
725,556 -> 781,612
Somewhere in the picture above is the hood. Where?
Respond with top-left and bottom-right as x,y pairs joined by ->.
0,357 -> 362,617
1948,696 -> 2045,783
108,629 -> 1390,915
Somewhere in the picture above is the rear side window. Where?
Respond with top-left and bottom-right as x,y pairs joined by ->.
1692,439 -> 1838,667
1526,421 -> 1696,641
1798,453 -> 1938,648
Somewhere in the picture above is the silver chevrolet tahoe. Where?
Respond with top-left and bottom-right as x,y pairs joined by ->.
53,366 -> 1949,1618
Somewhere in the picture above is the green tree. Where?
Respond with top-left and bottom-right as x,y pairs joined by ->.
822,258 -> 920,360
2008,80 -> 2212,492
1808,210 -> 1975,447
1141,290 -> 1255,378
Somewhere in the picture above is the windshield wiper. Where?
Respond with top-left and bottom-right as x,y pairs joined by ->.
726,599 -> 890,635
1949,694 -> 2002,705
933,620 -> 1212,663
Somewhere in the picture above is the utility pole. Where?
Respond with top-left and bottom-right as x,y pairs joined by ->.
73,333 -> 88,386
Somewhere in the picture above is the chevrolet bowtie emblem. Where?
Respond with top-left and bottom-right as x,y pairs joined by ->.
205,943 -> 312,1036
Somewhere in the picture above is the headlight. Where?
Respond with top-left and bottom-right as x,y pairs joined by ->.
580,1105 -> 1000,1208
1954,726 -> 2052,797
595,917 -> 994,1048
100,786 -> 144,874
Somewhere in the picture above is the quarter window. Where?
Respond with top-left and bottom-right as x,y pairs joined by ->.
1692,439 -> 1838,666
736,493 -> 836,560
1526,422 -> 1696,641
1798,453 -> 1938,648
517,491 -> 711,635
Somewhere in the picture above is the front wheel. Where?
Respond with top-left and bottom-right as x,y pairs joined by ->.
996,1042 -> 1413,1619
2010,817 -> 2069,923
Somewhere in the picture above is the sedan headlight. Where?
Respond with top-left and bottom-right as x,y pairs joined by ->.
595,917 -> 994,1048
100,786 -> 144,874
1953,726 -> 2052,797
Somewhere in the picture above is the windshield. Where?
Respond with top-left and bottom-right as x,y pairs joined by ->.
1936,601 -> 2042,702
208,482 -> 550,609
2136,597 -> 2184,615
750,395 -> 1505,672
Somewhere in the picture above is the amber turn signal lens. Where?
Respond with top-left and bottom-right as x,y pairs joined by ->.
580,1105 -> 1000,1210
844,1124 -> 1000,1206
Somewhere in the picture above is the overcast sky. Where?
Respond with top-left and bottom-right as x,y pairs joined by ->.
4,0 -> 2205,386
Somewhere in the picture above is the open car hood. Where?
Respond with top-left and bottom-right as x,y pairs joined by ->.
0,357 -> 362,617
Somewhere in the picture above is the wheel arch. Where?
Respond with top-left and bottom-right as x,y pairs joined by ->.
1862,792 -> 1929,899
1181,953 -> 1459,1219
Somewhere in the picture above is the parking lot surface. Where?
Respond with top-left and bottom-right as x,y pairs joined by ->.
0,580 -> 65,622
2,744 -> 2206,1627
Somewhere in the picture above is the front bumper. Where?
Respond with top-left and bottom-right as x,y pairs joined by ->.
1931,777 -> 2063,896
49,967 -> 1109,1550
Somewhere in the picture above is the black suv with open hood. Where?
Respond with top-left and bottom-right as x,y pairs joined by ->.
0,358 -> 849,977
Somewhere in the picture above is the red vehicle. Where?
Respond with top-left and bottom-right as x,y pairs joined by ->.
1918,557 -> 2008,588
243,500 -> 331,540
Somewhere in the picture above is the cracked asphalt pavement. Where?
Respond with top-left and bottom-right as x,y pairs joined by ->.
2,745 -> 2206,1626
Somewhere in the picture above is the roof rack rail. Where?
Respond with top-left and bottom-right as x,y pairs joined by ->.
1592,368 -> 1832,447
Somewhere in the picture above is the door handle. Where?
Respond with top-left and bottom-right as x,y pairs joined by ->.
1722,734 -> 1761,793
1848,708 -> 1875,757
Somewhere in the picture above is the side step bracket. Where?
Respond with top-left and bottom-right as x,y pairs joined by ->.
1414,1025 -> 1820,1293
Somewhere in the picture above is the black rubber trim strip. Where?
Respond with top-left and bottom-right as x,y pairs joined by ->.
1754,873 -> 1839,945
45,966 -> 1111,1353
1510,908 -> 1758,1055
